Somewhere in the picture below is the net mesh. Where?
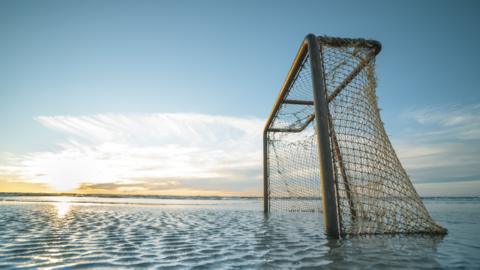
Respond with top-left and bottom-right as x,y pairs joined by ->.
265,36 -> 446,235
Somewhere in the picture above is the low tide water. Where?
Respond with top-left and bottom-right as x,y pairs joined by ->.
0,195 -> 478,269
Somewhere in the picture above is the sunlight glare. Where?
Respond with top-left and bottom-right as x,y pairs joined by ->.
53,198 -> 71,218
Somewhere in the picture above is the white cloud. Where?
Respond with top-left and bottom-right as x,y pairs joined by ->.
2,113 -> 264,194
2,103 -> 479,196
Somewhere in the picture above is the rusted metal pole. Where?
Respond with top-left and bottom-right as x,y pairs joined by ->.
263,40 -> 309,214
329,118 -> 356,222
283,100 -> 314,105
306,34 -> 340,238
263,43 -> 308,133
263,131 -> 269,213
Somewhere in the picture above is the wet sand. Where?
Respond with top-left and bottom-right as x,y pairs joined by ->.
0,197 -> 478,269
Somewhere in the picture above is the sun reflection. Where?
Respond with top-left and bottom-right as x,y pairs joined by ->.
53,198 -> 71,218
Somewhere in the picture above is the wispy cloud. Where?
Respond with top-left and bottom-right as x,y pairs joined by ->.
393,103 -> 480,195
1,113 -> 263,195
401,103 -> 480,140
2,103 -> 479,196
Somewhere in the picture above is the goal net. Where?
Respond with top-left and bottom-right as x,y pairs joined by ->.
263,35 -> 446,236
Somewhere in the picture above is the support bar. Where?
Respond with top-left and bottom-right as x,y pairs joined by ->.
327,50 -> 378,103
267,114 -> 315,133
329,116 -> 356,224
283,99 -> 314,105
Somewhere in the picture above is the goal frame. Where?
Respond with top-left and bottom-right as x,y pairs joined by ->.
263,34 -> 382,238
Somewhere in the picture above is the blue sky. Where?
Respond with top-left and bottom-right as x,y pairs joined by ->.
0,0 -> 479,195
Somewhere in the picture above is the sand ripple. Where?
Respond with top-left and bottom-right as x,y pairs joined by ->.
0,201 -> 474,269
0,203 -> 329,269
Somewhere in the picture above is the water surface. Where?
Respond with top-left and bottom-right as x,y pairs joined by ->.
0,195 -> 478,269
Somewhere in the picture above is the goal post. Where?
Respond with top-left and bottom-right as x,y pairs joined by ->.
307,34 -> 339,237
263,34 -> 447,238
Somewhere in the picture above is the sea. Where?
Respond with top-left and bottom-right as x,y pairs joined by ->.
0,194 -> 479,269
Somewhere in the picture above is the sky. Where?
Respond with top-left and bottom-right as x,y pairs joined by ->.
0,0 -> 479,196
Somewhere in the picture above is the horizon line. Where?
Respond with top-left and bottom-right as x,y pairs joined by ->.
0,192 -> 478,199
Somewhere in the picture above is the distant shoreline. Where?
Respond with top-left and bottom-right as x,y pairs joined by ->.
0,192 -> 261,200
0,192 -> 477,200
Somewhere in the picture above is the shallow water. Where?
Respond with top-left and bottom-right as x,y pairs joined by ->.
0,196 -> 478,269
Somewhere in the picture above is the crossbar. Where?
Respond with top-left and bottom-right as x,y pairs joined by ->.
283,99 -> 314,105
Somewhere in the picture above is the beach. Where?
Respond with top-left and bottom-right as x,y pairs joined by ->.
0,195 -> 479,269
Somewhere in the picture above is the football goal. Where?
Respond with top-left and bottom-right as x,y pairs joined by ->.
263,34 -> 446,237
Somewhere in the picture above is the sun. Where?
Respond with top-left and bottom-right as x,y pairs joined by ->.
23,157 -> 99,192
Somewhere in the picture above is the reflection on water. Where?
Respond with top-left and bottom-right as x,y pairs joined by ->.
0,198 -> 478,269
259,213 -> 445,269
324,234 -> 445,269
53,199 -> 71,218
